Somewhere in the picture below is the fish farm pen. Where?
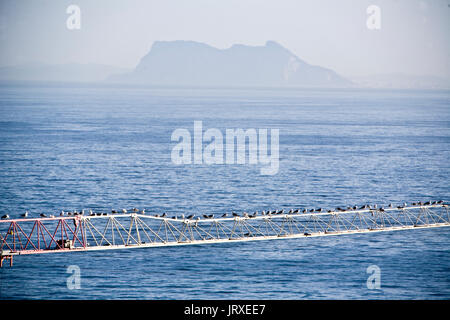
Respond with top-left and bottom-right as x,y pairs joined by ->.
0,202 -> 449,267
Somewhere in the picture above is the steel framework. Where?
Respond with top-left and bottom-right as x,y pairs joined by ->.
1,204 -> 449,267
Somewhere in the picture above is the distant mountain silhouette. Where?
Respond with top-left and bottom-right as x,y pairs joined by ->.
0,63 -> 129,83
109,40 -> 351,87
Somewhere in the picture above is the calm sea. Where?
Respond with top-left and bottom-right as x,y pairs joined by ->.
0,84 -> 449,299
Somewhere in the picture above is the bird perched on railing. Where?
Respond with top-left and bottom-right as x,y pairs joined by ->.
1,214 -> 9,219
221,213 -> 228,218
40,213 -> 47,217
232,212 -> 240,217
21,211 -> 29,218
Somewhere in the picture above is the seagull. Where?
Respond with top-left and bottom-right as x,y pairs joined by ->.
49,215 -> 55,218
388,203 -> 393,208
1,214 -> 9,219
232,212 -> 240,217
141,209 -> 146,214
202,214 -> 209,219
122,209 -> 127,214
221,213 -> 228,218
289,209 -> 293,214
60,210 -> 65,216
21,211 -> 29,218
261,210 -> 266,215
186,214 -> 194,219
243,212 -> 249,218
40,213 -> 47,218
379,207 -> 385,212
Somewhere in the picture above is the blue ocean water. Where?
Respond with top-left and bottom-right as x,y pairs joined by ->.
0,84 -> 449,299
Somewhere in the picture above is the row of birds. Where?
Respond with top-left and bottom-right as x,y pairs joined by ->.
1,201 -> 445,220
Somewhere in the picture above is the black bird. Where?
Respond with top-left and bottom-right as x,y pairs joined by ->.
186,214 -> 194,219
232,212 -> 240,217
302,209 -> 307,214
102,213 -> 107,216
221,213 -> 228,218
412,202 -> 417,206
161,213 -> 167,218
316,208 -> 322,213
336,207 -> 343,212
379,207 -> 385,212
359,205 -> 366,210
289,209 -> 293,214
203,214 -> 209,219
132,208 -> 139,212
352,206 -> 357,210
304,232 -> 311,236
112,210 -> 118,214
208,214 -> 214,219
1,214 -> 9,219
309,209 -> 314,213
437,200 -> 444,204
40,213 -> 47,218
154,214 -> 160,217
327,210 -> 332,213
424,201 -> 431,206
21,211 -> 29,218
293,209 -> 299,214
397,205 -> 403,209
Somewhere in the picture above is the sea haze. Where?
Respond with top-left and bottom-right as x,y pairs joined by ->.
0,84 -> 449,299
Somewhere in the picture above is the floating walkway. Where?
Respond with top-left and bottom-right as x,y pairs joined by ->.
1,203 -> 449,267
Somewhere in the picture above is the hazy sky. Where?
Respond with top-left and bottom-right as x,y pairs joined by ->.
0,0 -> 449,78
